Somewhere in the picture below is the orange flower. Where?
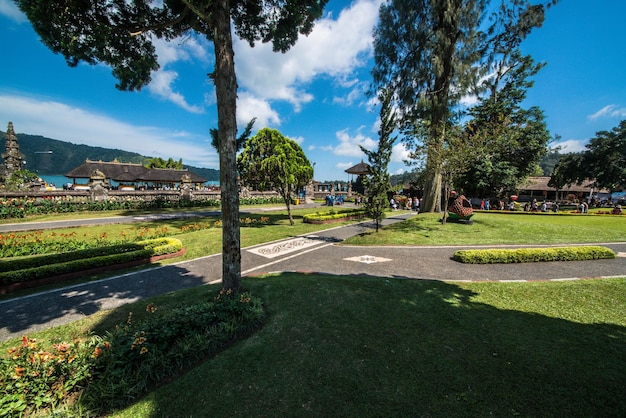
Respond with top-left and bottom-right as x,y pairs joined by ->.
14,367 -> 25,378
93,347 -> 102,358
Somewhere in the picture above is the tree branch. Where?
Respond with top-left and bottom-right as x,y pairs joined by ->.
128,8 -> 190,36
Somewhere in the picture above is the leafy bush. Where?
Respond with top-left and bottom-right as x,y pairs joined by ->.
453,246 -> 616,264
303,209 -> 366,223
0,238 -> 183,286
0,291 -> 265,417
0,336 -> 100,416
82,291 -> 265,414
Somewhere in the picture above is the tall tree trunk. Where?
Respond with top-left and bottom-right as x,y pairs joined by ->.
213,0 -> 241,292
421,0 -> 459,213
422,159 -> 442,212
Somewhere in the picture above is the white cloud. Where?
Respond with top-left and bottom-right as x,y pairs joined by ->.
588,104 -> 626,120
236,92 -> 281,128
391,142 -> 411,162
233,0 -> 381,112
289,135 -> 305,145
332,127 -> 377,157
149,70 -> 204,113
333,82 -> 369,106
147,37 -> 210,113
336,161 -> 357,171
555,139 -> 587,153
0,94 -> 218,168
0,0 -> 26,23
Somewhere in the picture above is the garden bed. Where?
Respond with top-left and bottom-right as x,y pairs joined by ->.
0,238 -> 184,294
303,209 -> 366,224
0,247 -> 185,295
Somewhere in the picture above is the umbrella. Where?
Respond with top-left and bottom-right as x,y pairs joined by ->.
510,195 -> 518,201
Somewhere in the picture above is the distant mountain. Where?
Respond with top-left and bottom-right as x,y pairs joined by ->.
1,131 -> 219,182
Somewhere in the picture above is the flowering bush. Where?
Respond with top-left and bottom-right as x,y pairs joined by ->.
0,291 -> 265,416
0,336 -> 101,416
82,291 -> 265,414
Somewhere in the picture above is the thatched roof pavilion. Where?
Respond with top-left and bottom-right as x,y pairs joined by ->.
65,160 -> 206,184
345,160 -> 370,175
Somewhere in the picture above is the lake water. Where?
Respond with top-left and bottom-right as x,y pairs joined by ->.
39,174 -> 219,188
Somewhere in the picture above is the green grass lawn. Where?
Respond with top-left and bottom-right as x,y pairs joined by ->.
101,274 -> 625,417
344,211 -> 626,245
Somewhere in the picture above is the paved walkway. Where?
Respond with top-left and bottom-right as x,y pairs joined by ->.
1,208 -> 625,342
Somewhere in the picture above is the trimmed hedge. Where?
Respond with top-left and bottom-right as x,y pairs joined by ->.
0,238 -> 183,286
303,209 -> 366,223
452,246 -> 616,264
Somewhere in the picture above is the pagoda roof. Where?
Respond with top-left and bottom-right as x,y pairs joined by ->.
65,160 -> 207,183
345,160 -> 371,175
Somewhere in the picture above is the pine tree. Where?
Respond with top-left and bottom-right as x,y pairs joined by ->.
360,90 -> 396,232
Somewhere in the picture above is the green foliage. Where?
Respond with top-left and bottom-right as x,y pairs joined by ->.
372,0 -> 553,210
82,291 -> 265,414
0,195 -> 280,220
237,128 -> 313,225
550,120 -> 626,191
455,52 -> 550,197
372,0 -> 487,211
0,336 -> 100,416
2,169 -> 38,191
210,118 -> 256,153
144,157 -> 183,169
360,89 -> 396,231
303,209 -> 366,223
452,246 -> 616,264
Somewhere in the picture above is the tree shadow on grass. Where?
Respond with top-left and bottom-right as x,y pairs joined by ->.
133,273 -> 625,417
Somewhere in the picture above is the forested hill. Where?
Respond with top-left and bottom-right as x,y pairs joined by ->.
1,131 -> 220,181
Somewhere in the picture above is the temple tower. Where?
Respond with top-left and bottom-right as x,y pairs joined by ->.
2,122 -> 24,178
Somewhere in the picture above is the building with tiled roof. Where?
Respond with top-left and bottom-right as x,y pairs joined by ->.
65,160 -> 207,186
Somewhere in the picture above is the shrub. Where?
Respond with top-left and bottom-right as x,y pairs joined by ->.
0,196 -> 282,219
0,238 -> 183,287
453,246 -> 616,264
82,291 -> 265,414
303,209 -> 366,223
0,336 -> 100,416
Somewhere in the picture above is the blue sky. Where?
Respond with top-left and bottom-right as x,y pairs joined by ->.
1,0 -> 625,182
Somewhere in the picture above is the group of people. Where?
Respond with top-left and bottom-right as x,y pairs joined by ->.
390,196 -> 420,212
325,194 -> 345,206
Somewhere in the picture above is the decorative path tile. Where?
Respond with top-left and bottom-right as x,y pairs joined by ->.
343,255 -> 392,264
248,237 -> 323,259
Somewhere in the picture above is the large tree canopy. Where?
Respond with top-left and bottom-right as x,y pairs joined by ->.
16,0 -> 328,292
372,0 -> 486,212
372,0 -> 555,211
454,54 -> 550,197
550,120 -> 626,192
237,128 -> 313,225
